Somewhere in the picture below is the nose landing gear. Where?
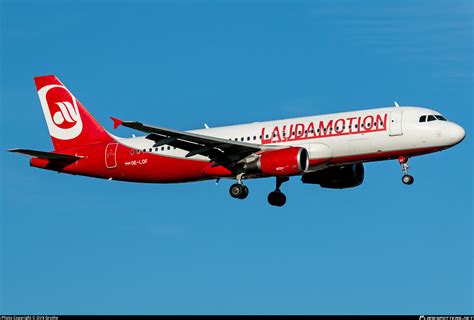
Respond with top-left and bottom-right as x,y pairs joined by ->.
398,156 -> 414,185
268,177 -> 289,207
229,173 -> 249,199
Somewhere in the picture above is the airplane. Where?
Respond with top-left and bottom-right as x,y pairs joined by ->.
10,75 -> 466,206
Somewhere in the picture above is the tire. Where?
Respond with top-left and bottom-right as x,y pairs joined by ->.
268,191 -> 286,207
239,186 -> 249,199
402,174 -> 414,185
229,183 -> 245,198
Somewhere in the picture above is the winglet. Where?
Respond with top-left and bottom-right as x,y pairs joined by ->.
110,117 -> 123,129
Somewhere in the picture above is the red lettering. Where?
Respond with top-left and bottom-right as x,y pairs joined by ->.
287,124 -> 294,141
295,123 -> 305,139
376,113 -> 388,130
334,119 -> 345,133
347,117 -> 356,133
307,122 -> 316,138
318,119 -> 333,136
271,126 -> 281,143
261,128 -> 271,144
363,115 -> 374,131
356,116 -> 361,133
260,113 -> 388,145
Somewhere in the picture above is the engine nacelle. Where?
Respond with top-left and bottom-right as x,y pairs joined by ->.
301,163 -> 364,189
245,147 -> 309,176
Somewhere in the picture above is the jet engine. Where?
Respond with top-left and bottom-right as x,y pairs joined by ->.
244,147 -> 309,176
301,163 -> 364,189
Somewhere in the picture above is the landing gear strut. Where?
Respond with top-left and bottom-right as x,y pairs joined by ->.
268,177 -> 289,207
398,156 -> 414,185
229,174 -> 249,199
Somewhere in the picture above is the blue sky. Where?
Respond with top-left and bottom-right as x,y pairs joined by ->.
1,0 -> 472,314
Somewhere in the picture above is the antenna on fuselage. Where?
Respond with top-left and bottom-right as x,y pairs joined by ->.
204,123 -> 210,129
394,101 -> 400,107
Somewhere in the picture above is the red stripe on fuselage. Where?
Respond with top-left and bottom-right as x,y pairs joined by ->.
31,139 -> 445,183
35,142 -> 232,183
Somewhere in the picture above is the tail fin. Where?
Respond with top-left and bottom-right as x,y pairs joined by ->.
34,75 -> 113,151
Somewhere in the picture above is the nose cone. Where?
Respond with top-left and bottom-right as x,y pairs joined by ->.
449,123 -> 465,145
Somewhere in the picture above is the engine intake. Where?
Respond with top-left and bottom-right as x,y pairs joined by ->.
245,147 -> 309,176
301,163 -> 364,189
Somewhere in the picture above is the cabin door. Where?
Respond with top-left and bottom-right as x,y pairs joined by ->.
389,110 -> 403,136
105,143 -> 118,169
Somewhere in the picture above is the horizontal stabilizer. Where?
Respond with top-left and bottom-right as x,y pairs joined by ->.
8,148 -> 81,162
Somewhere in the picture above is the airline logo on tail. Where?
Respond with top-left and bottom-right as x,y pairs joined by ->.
38,84 -> 83,140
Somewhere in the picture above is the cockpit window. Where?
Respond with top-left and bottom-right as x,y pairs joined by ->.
420,114 -> 447,123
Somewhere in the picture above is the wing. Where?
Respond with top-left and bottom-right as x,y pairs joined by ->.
111,117 -> 267,168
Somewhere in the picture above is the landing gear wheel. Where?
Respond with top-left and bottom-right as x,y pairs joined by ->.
229,183 -> 249,199
240,185 -> 249,199
268,191 -> 286,207
398,156 -> 414,185
402,174 -> 414,185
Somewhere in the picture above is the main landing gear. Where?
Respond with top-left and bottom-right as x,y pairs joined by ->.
398,156 -> 414,185
228,175 -> 289,206
229,174 -> 249,199
267,177 -> 289,207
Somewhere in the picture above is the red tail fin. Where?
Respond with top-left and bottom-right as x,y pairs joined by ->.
34,75 -> 113,151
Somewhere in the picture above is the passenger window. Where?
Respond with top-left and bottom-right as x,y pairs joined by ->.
427,115 -> 436,122
161,147 -> 164,151
419,115 -> 426,122
253,136 -> 256,140
266,134 -> 269,139
241,137 -> 244,141
167,146 -> 170,150
247,137 -> 250,141
130,150 -> 134,155
137,150 -> 141,154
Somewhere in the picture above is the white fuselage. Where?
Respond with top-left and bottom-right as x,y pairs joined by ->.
116,106 -> 465,172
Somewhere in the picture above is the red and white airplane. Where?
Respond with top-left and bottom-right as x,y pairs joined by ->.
10,75 -> 465,206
